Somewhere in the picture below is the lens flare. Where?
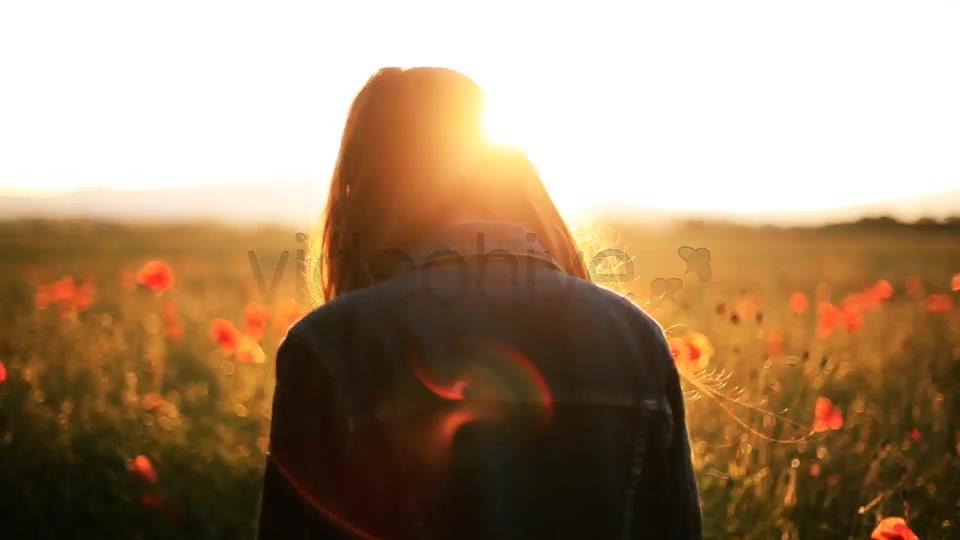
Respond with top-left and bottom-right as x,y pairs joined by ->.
268,454 -> 383,540
477,338 -> 553,420
407,337 -> 553,422
410,360 -> 468,401
440,409 -> 481,442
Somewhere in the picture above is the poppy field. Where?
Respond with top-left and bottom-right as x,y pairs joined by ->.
1,219 -> 959,539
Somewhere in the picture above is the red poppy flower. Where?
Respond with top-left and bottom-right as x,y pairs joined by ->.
813,397 -> 843,433
789,291 -> 808,314
816,303 -> 842,339
243,302 -> 270,340
872,279 -> 893,300
925,294 -> 953,313
843,308 -> 863,334
871,517 -> 918,540
51,277 -> 76,303
129,455 -> 158,483
840,293 -> 862,313
73,281 -> 95,312
137,260 -> 174,293
860,290 -> 880,310
909,428 -> 921,441
669,333 -> 712,371
0,362 -> 6,384
669,342 -> 681,362
848,287 -> 882,311
209,319 -> 240,353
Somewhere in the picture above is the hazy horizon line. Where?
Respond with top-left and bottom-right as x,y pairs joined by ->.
2,179 -> 958,217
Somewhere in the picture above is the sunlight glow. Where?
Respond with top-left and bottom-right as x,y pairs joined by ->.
479,85 -> 582,213
1,0 -> 959,220
482,93 -> 525,149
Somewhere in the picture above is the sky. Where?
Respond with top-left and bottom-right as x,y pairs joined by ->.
1,0 -> 959,216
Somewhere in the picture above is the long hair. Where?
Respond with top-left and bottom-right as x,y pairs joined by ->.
309,67 -> 588,304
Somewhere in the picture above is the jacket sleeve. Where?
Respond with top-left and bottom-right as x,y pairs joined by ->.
256,332 -> 353,540
659,333 -> 704,540
624,315 -> 703,540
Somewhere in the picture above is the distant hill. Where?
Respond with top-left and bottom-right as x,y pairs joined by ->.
0,181 -> 325,228
591,188 -> 960,227
781,189 -> 960,225
1,181 -> 958,228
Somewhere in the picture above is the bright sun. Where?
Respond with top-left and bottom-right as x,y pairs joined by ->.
478,90 -> 582,215
482,93 -> 525,148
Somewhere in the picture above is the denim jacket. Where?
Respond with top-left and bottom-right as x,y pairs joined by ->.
257,222 -> 702,540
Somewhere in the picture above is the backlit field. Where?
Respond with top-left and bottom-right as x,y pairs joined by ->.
1,219 -> 959,539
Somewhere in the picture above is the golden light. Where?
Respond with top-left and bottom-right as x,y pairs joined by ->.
477,86 -> 584,216
481,92 -> 526,149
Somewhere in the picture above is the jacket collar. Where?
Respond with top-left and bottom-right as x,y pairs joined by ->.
407,220 -> 563,271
